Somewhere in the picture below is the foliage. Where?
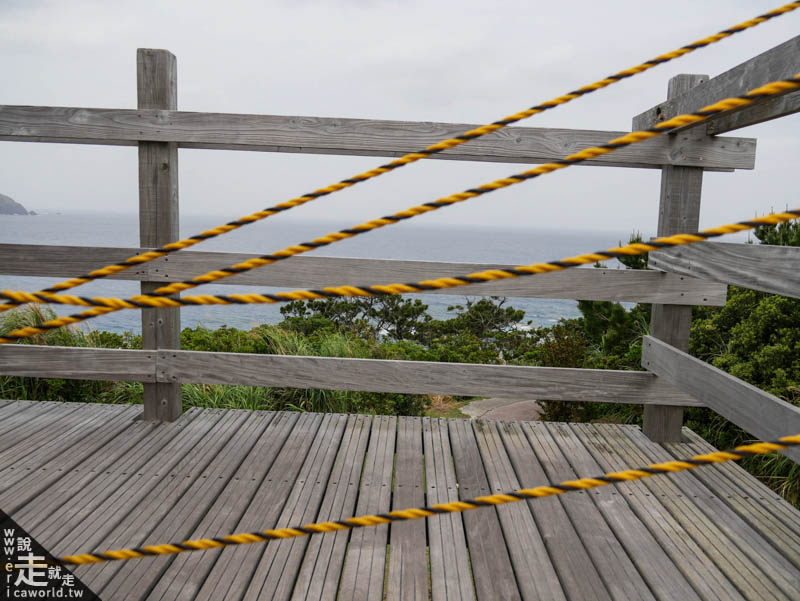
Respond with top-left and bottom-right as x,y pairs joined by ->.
5,220 -> 800,502
752,218 -> 800,247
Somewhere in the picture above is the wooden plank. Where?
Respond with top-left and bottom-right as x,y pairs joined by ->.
291,415 -> 372,601
522,421 -> 656,601
338,415 -> 397,601
642,335 -> 800,463
633,36 -> 800,134
10,409 -> 198,531
0,404 -> 138,494
706,91 -> 800,135
649,241 -> 800,299
0,403 -> 104,471
0,403 -> 97,468
643,74 -> 706,443
545,422 -> 701,601
162,349 -> 703,406
601,424 -> 797,601
662,435 -> 800,570
471,420 -> 565,601
79,409 -> 253,594
386,417 -> 427,601
244,414 -> 348,601
138,47 -> 181,422
0,408 -> 157,515
137,48 -> 181,422
616,425 -> 800,600
0,401 -> 84,454
146,411 -> 300,601
0,105 -> 756,170
422,418 -> 473,601
676,428 -> 800,541
100,410 -> 275,601
191,413 -> 324,601
0,243 -> 729,306
0,401 -> 71,442
30,408 -> 214,555
573,423 -> 746,601
448,418 -> 521,601
498,420 -> 610,601
0,344 -> 156,381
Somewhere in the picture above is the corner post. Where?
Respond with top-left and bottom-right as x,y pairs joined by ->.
642,74 -> 707,442
137,48 -> 181,421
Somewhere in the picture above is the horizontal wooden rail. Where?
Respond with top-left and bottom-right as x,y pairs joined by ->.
641,336 -> 800,463
0,244 -> 728,305
0,345 -> 156,382
633,35 -> 800,134
0,344 -> 703,406
649,242 -> 800,299
0,105 -> 755,170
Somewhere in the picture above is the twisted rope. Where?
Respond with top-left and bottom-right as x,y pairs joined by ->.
55,433 -> 800,566
2,206 -> 799,343
1,1 -> 797,313
1,74 -> 799,343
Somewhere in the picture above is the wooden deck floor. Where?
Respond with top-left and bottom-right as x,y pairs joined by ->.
1,399 -> 799,601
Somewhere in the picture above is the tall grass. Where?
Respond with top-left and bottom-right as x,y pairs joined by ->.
0,306 -> 428,416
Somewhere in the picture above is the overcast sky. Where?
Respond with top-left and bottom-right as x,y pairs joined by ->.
1,0 -> 798,238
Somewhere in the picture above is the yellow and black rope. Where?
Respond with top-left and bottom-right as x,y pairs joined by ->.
104,73 -> 800,299
1,73 -> 799,342
2,206 -> 799,343
0,0 -> 796,313
55,433 -> 800,566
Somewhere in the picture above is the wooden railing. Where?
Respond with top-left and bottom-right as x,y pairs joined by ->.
1,39 -> 799,455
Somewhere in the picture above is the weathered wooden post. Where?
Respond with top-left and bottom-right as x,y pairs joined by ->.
137,48 -> 182,421
639,74 -> 707,442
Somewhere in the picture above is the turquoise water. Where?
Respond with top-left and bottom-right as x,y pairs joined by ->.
0,211 -> 634,334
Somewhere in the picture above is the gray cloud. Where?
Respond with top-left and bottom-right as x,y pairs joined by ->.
1,0 -> 798,239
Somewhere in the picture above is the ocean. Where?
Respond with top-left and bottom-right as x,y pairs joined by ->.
0,211 -> 635,334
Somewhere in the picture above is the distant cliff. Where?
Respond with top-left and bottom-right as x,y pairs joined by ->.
0,193 -> 35,215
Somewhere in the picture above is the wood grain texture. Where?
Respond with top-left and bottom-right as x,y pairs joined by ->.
386,417 -> 427,601
590,424 -> 786,601
32,409 -> 215,554
649,241 -> 800,299
158,349 -> 703,405
573,423 -> 747,601
642,335 -> 800,463
643,75 -> 705,443
0,344 -> 701,406
472,420 -> 565,601
80,410 -> 252,594
547,422 -> 701,601
291,415 -> 371,601
664,436 -> 800,570
523,421 -> 656,601
632,36 -> 800,133
0,344 -> 155,381
0,243 -> 728,305
675,428 -> 800,545
448,419 -> 521,601
3,403 -> 800,599
137,48 -> 181,422
498,420 -> 611,601
0,105 -> 757,170
146,412 -> 299,601
423,418 -> 473,601
619,425 -> 800,600
101,412 -> 275,601
244,414 -> 348,601
192,413 -> 324,601
338,415 -> 396,601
